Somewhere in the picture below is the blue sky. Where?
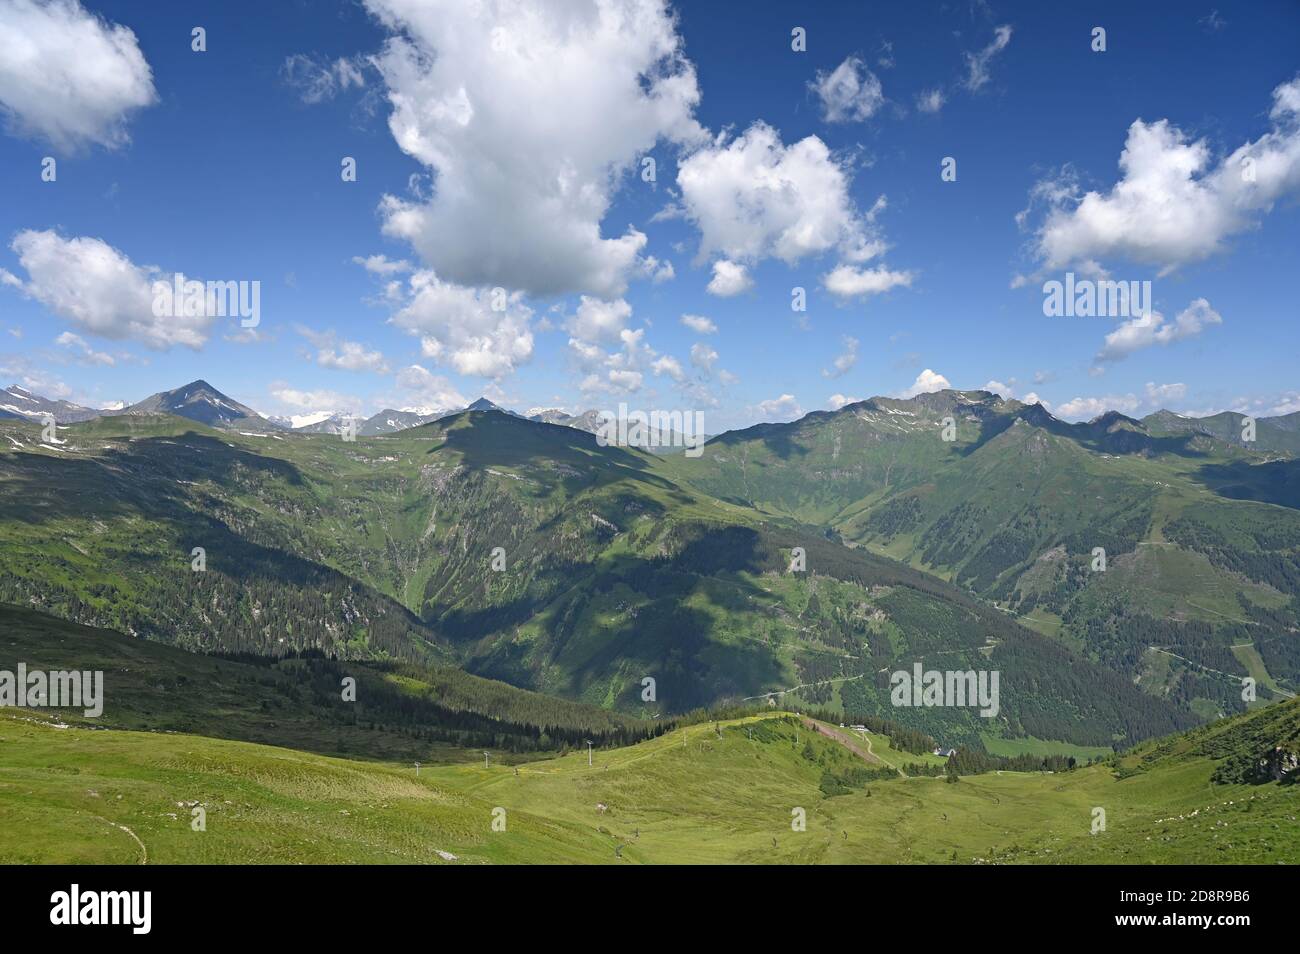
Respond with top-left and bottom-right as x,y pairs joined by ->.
0,0 -> 1297,429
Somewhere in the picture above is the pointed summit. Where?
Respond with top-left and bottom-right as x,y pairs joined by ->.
114,380 -> 271,430
464,397 -> 522,417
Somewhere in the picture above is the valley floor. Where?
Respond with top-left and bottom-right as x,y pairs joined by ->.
2,709 -> 1295,864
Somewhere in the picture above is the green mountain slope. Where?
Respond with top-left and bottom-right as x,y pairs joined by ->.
0,604 -> 651,761
656,390 -> 1300,714
0,412 -> 1195,749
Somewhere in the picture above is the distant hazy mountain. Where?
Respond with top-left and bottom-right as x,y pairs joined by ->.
293,412 -> 355,435
0,385 -> 101,423
266,411 -> 333,431
109,379 -> 273,430
1142,408 -> 1300,454
528,408 -> 604,433
526,407 -> 706,453
265,406 -> 458,436
360,407 -> 456,435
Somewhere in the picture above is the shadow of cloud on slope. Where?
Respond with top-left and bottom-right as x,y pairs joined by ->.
1193,458 -> 1300,509
705,419 -> 813,461
422,411 -> 695,500
0,432 -> 306,526
465,572 -> 787,715
433,526 -> 787,713
423,525 -> 772,641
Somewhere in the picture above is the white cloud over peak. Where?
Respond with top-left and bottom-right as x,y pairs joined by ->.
365,0 -> 704,298
1054,393 -> 1140,421
755,393 -> 802,421
982,378 -> 1042,406
0,0 -> 156,152
269,384 -> 364,415
898,368 -> 951,398
391,363 -> 467,411
1053,381 -> 1188,421
388,270 -> 534,379
1024,77 -> 1300,273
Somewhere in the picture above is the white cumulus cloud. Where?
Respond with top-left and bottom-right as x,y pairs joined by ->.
823,264 -> 915,301
651,354 -> 685,382
678,122 -> 880,268
389,270 -> 534,379
755,393 -> 802,421
2,230 -> 214,349
391,364 -> 467,411
364,0 -> 704,298
566,296 -> 633,347
1024,77 -> 1300,274
1054,393 -> 1141,421
0,0 -> 156,152
295,325 -> 390,373
1094,298 -> 1222,364
705,259 -> 752,297
898,368 -> 951,398
680,313 -> 716,335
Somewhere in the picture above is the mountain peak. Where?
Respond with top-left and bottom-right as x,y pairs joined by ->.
118,379 -> 269,430
1088,410 -> 1145,431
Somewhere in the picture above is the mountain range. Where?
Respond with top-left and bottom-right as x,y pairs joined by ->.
2,375 -> 1299,867
3,379 -> 1297,751
0,384 -> 101,424
2,380 -> 717,450
13,378 -> 1298,449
